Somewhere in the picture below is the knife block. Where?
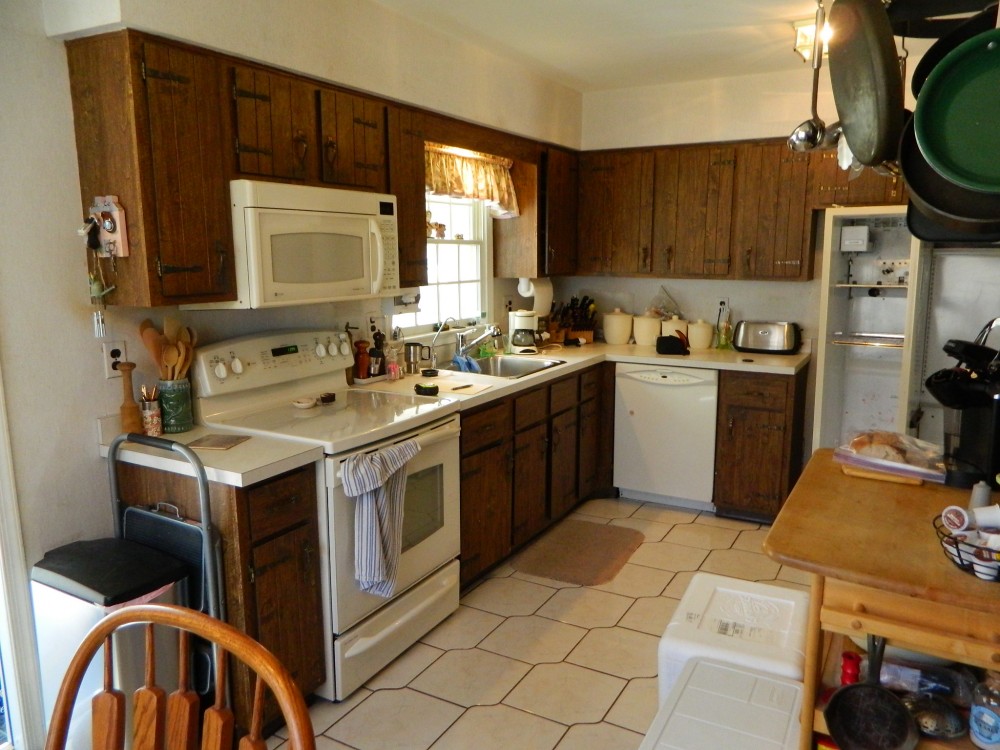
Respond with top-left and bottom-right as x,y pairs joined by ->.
116,360 -> 143,434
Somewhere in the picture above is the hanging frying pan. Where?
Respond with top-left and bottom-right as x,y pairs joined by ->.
906,203 -> 1000,244
911,3 -> 998,98
828,0 -> 905,167
898,115 -> 1000,235
915,28 -> 1000,193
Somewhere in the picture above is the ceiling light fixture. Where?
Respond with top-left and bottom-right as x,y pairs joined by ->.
793,16 -> 833,61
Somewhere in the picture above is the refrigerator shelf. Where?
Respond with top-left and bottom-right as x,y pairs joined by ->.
831,332 -> 905,348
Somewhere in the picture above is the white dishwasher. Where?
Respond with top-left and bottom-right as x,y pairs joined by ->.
613,363 -> 718,509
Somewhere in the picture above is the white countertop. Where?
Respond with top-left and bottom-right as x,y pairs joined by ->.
100,342 -> 809,485
98,416 -> 323,487
356,342 -> 811,409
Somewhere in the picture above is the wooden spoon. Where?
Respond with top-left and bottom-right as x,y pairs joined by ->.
142,326 -> 164,372
163,315 -> 181,344
174,341 -> 189,381
162,344 -> 180,381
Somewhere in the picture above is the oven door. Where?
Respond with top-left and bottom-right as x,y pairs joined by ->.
325,415 -> 460,633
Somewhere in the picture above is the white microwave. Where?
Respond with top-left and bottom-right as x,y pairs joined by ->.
185,180 -> 401,309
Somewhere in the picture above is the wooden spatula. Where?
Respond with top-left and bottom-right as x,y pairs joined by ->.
133,624 -> 166,750
200,646 -> 234,750
92,636 -> 125,750
165,631 -> 198,750
237,676 -> 268,750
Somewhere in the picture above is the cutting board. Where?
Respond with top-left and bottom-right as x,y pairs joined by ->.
433,381 -> 493,395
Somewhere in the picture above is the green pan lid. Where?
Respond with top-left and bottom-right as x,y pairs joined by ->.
915,28 -> 1000,193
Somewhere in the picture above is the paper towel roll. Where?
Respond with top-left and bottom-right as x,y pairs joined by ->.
518,277 -> 553,315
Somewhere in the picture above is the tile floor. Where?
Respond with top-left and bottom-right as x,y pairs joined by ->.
268,497 -> 811,750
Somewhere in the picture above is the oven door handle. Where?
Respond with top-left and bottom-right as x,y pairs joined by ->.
334,419 -> 460,479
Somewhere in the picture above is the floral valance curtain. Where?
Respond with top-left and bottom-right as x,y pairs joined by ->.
425,143 -> 520,219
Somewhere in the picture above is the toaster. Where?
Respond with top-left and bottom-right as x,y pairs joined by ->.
732,321 -> 801,354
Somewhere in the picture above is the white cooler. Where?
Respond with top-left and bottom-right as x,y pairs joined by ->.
657,573 -> 809,704
639,658 -> 802,750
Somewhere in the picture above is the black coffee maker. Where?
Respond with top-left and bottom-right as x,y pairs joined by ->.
926,318 -> 1000,489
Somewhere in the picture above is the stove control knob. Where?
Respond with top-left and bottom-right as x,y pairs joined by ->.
315,343 -> 328,358
230,357 -> 244,375
339,340 -> 350,356
213,361 -> 229,380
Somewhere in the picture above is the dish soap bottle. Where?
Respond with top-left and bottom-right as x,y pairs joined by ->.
971,671 -> 1000,749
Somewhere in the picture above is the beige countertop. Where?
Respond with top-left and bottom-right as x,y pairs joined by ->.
101,342 -> 809,485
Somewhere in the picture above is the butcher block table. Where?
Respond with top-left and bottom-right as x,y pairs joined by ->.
764,449 -> 1000,750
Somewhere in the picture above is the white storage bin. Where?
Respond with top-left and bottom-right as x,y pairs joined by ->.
658,573 -> 809,703
640,658 -> 802,750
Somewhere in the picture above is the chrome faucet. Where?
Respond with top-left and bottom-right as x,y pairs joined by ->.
429,317 -> 459,368
457,324 -> 503,357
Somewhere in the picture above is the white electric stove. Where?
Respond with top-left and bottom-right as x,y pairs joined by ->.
191,330 -> 462,700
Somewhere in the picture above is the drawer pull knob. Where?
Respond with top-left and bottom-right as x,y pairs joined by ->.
850,619 -> 863,630
853,603 -> 867,614
992,653 -> 1000,664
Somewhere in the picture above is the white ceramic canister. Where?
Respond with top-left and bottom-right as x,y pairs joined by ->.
687,319 -> 714,349
603,308 -> 633,345
662,314 -> 688,339
633,315 -> 661,346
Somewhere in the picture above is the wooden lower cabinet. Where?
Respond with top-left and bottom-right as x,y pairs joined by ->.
713,368 -> 808,522
114,462 -> 324,733
459,365 -> 609,587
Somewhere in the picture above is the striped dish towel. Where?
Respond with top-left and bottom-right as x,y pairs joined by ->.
341,439 -> 421,597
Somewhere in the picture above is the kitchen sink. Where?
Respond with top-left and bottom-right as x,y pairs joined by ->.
446,355 -> 565,379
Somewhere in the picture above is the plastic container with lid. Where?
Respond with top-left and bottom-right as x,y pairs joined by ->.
687,320 -> 714,350
661,314 -> 688,338
603,308 -> 633,345
972,671 -> 1000,749
633,315 -> 661,346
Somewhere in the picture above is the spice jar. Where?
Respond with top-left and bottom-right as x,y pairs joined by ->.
353,340 -> 370,380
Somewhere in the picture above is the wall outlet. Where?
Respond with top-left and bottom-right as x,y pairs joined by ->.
502,295 -> 514,313
102,340 -> 125,379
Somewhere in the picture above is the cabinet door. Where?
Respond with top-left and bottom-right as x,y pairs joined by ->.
714,404 -> 787,519
578,397 -> 600,500
550,408 -> 579,519
544,147 -> 579,275
250,522 -> 325,723
233,65 -> 317,181
513,423 -> 549,546
655,144 -> 735,277
143,40 -> 236,301
809,151 -> 907,207
318,88 -> 387,191
577,150 -> 654,273
732,142 -> 813,280
460,442 -> 513,586
386,105 -> 429,287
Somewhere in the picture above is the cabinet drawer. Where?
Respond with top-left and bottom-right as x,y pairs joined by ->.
823,579 -> 1000,668
550,375 -> 579,414
248,468 -> 316,543
514,387 -> 548,431
461,400 -> 512,455
721,372 -> 789,410
580,368 -> 600,402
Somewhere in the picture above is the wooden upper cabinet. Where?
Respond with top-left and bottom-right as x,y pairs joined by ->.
66,31 -> 236,306
809,150 -> 907,208
386,105 -> 429,288
493,160 -> 540,278
543,147 -> 579,276
318,89 -> 387,191
653,144 -> 735,277
577,150 -> 654,274
232,65 -> 318,181
731,142 -> 813,280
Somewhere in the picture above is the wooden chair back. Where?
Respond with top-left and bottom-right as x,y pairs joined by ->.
43,603 -> 315,750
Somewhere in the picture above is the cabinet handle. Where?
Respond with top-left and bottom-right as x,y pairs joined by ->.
641,246 -> 650,271
325,137 -> 338,164
303,544 -> 313,567
727,417 -> 734,434
293,132 -> 309,164
743,248 -> 751,274
215,240 -> 227,287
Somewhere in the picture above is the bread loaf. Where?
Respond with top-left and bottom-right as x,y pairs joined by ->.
849,430 -> 906,462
